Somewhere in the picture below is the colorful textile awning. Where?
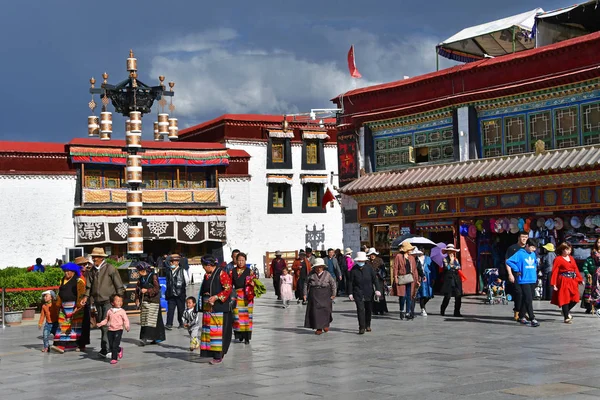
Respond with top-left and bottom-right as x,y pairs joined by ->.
268,130 -> 295,139
300,174 -> 329,184
302,132 -> 330,140
70,146 -> 229,166
266,174 -> 293,184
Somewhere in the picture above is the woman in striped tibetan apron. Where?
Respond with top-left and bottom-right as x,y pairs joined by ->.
136,262 -> 166,345
51,263 -> 86,353
231,252 -> 255,345
199,255 -> 233,365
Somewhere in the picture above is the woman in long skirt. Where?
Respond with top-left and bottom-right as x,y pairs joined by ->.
200,255 -> 233,365
51,263 -> 86,353
367,248 -> 388,315
303,258 -> 336,335
74,256 -> 91,351
551,242 -> 584,323
135,262 -> 166,345
231,252 -> 255,344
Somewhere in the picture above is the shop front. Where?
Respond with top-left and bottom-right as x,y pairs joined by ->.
342,146 -> 600,295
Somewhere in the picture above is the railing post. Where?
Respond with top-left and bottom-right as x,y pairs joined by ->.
1,287 -> 5,329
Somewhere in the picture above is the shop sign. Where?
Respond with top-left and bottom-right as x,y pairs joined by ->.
402,202 -> 416,216
523,193 -> 540,206
465,197 -> 480,209
484,196 -> 497,208
434,199 -> 450,213
500,194 -> 521,208
544,190 -> 557,206
380,204 -> 399,217
365,205 -> 379,218
562,189 -> 573,205
419,200 -> 431,214
577,187 -> 592,204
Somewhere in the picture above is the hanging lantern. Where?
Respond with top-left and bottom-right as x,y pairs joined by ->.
154,121 -> 162,141
126,190 -> 143,219
127,49 -> 137,72
129,111 -> 142,132
158,113 -> 169,135
100,111 -> 112,140
127,222 -> 143,254
87,116 -> 99,137
126,154 -> 142,183
168,118 -> 178,139
125,120 -> 141,148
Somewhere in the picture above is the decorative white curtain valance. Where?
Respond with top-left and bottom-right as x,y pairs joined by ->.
266,174 -> 293,185
268,130 -> 295,139
74,215 -> 226,224
300,175 -> 329,184
302,131 -> 330,140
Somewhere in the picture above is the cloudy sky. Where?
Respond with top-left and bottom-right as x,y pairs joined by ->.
1,0 -> 569,142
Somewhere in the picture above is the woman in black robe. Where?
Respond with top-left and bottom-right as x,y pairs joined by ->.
303,258 -> 336,335
136,262 -> 166,345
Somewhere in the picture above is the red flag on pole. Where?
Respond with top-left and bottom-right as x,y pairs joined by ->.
322,187 -> 336,209
347,45 -> 362,78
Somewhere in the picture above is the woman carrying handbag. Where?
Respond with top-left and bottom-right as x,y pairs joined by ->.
392,241 -> 420,320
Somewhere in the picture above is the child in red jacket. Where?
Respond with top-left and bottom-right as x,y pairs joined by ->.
96,294 -> 130,364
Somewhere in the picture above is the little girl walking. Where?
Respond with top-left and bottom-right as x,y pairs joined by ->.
182,296 -> 201,351
96,294 -> 130,364
280,268 -> 294,308
38,290 -> 58,353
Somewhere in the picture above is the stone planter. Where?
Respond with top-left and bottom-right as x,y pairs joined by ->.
22,307 -> 36,320
3,311 -> 23,325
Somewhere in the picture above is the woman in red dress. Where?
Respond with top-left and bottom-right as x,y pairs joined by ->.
550,242 -> 584,324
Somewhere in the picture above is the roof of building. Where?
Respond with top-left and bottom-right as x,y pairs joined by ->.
67,138 -> 226,150
340,145 -> 600,194
0,141 -> 67,154
179,114 -> 336,139
334,31 -> 600,101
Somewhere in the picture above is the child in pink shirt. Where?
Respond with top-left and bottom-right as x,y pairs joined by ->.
96,294 -> 130,364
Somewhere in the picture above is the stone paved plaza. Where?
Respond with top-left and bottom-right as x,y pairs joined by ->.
2,285 -> 600,400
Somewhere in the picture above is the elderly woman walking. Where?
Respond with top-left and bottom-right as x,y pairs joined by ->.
199,255 -> 233,365
231,252 -> 255,344
135,262 -> 166,345
392,241 -> 419,320
304,258 -> 336,335
51,263 -> 86,353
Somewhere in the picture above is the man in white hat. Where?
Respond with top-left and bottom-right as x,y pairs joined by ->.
348,252 -> 382,334
80,247 -> 125,358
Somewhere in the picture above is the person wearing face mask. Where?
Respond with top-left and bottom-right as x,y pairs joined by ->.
165,254 -> 190,330
349,252 -> 382,334
413,247 -> 436,317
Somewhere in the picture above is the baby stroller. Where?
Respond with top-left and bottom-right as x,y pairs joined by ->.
484,268 -> 508,305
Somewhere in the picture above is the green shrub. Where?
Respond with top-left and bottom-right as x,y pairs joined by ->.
0,267 -> 64,311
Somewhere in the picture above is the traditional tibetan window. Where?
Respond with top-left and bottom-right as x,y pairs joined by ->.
157,171 -> 173,189
481,118 -> 502,158
267,130 -> 293,169
142,171 -> 156,189
104,170 -> 122,188
581,102 -> 600,145
189,171 -> 207,188
301,175 -> 328,213
554,106 -> 579,149
504,115 -> 526,155
528,111 -> 552,151
301,131 -> 328,170
267,174 -> 293,214
85,170 -> 102,188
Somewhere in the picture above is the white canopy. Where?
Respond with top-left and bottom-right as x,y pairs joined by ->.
437,8 -> 543,62
535,1 -> 600,47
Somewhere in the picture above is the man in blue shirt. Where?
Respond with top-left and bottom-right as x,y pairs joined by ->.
506,239 -> 539,327
32,258 -> 45,273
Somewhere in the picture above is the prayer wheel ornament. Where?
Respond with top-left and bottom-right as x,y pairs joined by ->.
100,111 -> 112,140
127,223 -> 144,254
158,113 -> 169,135
154,121 -> 162,141
168,118 -> 178,140
126,190 -> 143,219
127,49 -> 137,72
87,116 -> 99,137
126,154 -> 142,183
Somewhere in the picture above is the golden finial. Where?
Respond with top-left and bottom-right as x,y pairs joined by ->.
90,77 -> 96,88
168,82 -> 175,91
159,75 -> 165,83
129,49 -> 134,58
102,72 -> 109,84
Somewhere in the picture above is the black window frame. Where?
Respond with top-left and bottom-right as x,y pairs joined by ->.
267,183 -> 292,214
302,183 -> 326,213
267,138 -> 292,169
301,139 -> 326,170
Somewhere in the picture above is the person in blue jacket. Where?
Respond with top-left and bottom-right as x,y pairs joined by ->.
507,239 -> 539,327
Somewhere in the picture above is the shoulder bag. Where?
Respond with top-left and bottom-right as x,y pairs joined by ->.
396,262 -> 414,286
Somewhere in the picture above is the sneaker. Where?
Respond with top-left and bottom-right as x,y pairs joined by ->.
50,345 -> 65,354
97,350 -> 108,358
530,319 -> 540,327
421,309 -> 428,317
209,358 -> 222,365
359,329 -> 365,335
564,319 -> 573,324
118,347 -> 123,359
165,325 -> 173,330
519,318 -> 530,325
110,360 -> 118,365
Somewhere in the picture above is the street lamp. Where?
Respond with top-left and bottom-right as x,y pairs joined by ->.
86,50 -> 177,258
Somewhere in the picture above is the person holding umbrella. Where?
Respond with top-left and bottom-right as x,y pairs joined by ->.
440,244 -> 463,317
392,241 -> 419,320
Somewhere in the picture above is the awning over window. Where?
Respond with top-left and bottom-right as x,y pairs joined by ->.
300,174 -> 329,184
302,132 -> 330,140
266,174 -> 293,184
70,146 -> 229,166
268,130 -> 295,139
437,8 -> 542,62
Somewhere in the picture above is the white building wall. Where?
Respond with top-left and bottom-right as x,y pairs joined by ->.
219,140 -> 343,273
0,175 -> 76,268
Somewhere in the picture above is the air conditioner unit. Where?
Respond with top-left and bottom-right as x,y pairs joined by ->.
64,247 -> 84,263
